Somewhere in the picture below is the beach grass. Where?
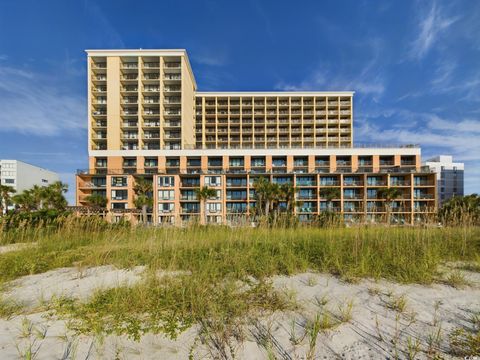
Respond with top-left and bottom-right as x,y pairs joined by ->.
1,216 -> 479,340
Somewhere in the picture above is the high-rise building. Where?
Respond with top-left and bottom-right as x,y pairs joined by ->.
425,155 -> 464,206
0,160 -> 60,213
0,160 -> 59,193
76,49 -> 436,225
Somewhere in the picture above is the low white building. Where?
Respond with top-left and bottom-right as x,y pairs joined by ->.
424,155 -> 464,207
0,159 -> 60,194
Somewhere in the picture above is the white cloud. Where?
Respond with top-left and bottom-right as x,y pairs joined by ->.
355,111 -> 480,194
0,65 -> 86,136
409,2 -> 459,60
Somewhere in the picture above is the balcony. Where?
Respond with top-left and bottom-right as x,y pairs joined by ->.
122,86 -> 138,92
143,62 -> 159,68
143,74 -> 160,80
164,62 -> 181,69
122,111 -> 138,116
143,122 -> 160,127
164,75 -> 181,81
164,86 -> 181,92
143,111 -> 160,116
165,110 -> 181,116
122,63 -> 138,69
121,75 -> 138,81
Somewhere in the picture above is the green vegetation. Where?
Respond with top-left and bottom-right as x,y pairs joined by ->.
377,187 -> 401,224
133,177 -> 153,223
195,186 -> 217,224
0,216 -> 479,344
0,184 -> 15,215
84,194 -> 107,208
252,177 -> 298,221
12,181 -> 68,212
439,194 -> 480,226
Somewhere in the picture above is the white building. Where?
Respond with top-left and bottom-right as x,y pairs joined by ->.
425,155 -> 464,206
0,160 -> 60,193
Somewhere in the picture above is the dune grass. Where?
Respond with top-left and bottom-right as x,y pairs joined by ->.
1,216 -> 479,340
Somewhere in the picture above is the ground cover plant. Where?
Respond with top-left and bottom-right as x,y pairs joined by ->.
0,216 -> 479,346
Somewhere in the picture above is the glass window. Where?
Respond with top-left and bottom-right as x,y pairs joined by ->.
111,190 -> 128,200
111,177 -> 128,187
205,176 -> 221,186
158,190 -> 175,200
158,176 -> 175,187
158,203 -> 174,212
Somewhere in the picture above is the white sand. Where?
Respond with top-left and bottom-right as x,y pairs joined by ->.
2,265 -> 145,308
0,242 -> 36,254
0,265 -> 479,359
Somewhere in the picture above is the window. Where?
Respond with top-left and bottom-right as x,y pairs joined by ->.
207,203 -> 222,213
158,176 -> 175,187
205,176 -> 221,186
251,157 -> 265,167
226,190 -> 247,200
158,203 -> 174,213
111,177 -> 128,187
41,179 -> 48,183
229,157 -> 244,167
3,178 -> 14,184
95,158 -> 107,167
272,157 -> 286,167
111,202 -> 127,209
158,190 -> 175,200
111,190 -> 128,200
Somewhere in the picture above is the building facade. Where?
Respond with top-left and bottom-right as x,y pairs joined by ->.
76,49 -> 436,225
1,160 -> 60,213
425,155 -> 464,207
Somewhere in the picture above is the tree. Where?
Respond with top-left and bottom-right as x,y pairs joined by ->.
12,191 -> 35,211
133,177 -> 153,224
85,194 -> 107,208
253,177 -> 281,218
42,181 -> 68,210
195,186 -> 217,225
320,188 -> 340,212
439,194 -> 480,226
279,183 -> 298,214
0,185 -> 15,215
377,187 -> 401,224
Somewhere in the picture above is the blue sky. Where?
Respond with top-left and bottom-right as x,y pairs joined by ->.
0,0 -> 479,203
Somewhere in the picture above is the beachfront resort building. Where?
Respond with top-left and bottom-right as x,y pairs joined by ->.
425,155 -> 464,207
76,49 -> 437,225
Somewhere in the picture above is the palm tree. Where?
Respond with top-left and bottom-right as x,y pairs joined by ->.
12,191 -> 35,211
377,187 -> 401,224
279,183 -> 297,214
320,188 -> 340,212
42,181 -> 69,210
30,185 -> 45,210
133,177 -> 153,224
439,194 -> 480,226
0,185 -> 15,215
195,186 -> 217,225
85,194 -> 107,208
252,177 -> 269,217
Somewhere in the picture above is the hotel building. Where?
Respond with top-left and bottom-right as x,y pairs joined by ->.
76,49 -> 436,225
425,155 -> 464,207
